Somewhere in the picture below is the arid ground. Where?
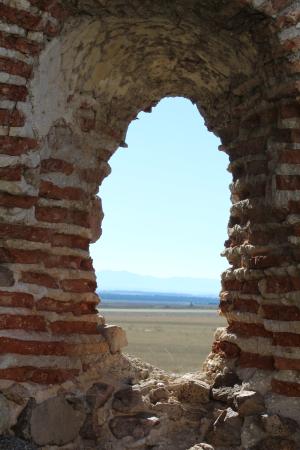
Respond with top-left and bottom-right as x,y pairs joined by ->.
103,308 -> 225,373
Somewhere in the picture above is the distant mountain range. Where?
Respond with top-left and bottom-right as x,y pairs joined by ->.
96,270 -> 220,296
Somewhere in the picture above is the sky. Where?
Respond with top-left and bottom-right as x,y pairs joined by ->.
90,97 -> 231,280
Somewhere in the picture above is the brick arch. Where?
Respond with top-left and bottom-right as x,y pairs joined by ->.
0,0 -> 299,410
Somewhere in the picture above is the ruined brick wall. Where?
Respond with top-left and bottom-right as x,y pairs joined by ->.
0,0 -> 300,445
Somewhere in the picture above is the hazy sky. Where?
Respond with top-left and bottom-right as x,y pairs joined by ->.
90,97 -> 231,279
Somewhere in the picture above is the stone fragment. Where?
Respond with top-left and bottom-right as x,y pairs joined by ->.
250,437 -> 296,450
213,370 -> 241,388
80,413 -> 97,440
235,390 -> 265,416
261,414 -> 298,437
109,414 -> 160,440
102,325 -> 128,354
152,400 -> 183,420
30,396 -> 86,446
149,386 -> 169,404
211,385 -> 240,405
0,437 -> 37,450
3,384 -> 30,406
207,407 -> 242,447
112,386 -> 143,413
0,267 -> 14,286
96,406 -> 110,426
241,415 -> 266,449
0,394 -> 11,433
86,382 -> 114,409
177,379 -> 210,404
187,444 -> 214,450
89,196 -> 103,243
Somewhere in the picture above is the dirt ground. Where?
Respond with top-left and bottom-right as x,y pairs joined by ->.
103,308 -> 225,373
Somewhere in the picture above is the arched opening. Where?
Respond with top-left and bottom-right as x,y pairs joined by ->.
0,1 -> 299,448
91,96 -> 229,372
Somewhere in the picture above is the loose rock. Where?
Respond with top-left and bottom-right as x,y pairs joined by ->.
30,396 -> 86,446
211,386 -> 240,405
177,379 -> 210,404
261,414 -> 298,437
149,386 -> 169,404
0,267 -> 14,286
235,390 -> 265,416
241,415 -> 266,449
207,407 -> 242,447
109,414 -> 160,440
0,394 -> 11,433
112,386 -> 144,412
86,382 -> 114,409
103,325 -> 128,354
188,444 -> 214,450
213,371 -> 241,388
0,437 -> 37,450
251,437 -> 296,450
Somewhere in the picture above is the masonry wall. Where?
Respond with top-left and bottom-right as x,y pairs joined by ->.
0,0 -> 299,446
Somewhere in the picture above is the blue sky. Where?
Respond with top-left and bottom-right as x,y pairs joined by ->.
90,97 -> 231,280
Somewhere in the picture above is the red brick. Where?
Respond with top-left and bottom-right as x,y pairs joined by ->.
0,109 -> 25,127
289,201 -> 300,214
273,332 -> 300,347
0,314 -> 46,331
0,291 -> 34,309
239,352 -> 274,370
21,271 -> 58,289
0,83 -> 27,102
0,223 -> 51,243
0,56 -> 32,78
230,137 -> 266,159
265,276 -> 300,293
272,379 -> 300,397
0,165 -> 23,181
44,254 -> 93,271
35,205 -> 89,227
223,279 -> 260,295
0,136 -> 38,156
282,36 -> 300,53
275,357 -> 300,371
212,340 -> 241,358
0,366 -> 79,384
41,158 -> 74,175
220,297 -> 259,314
228,321 -> 273,338
279,149 -> 300,164
0,336 -> 106,356
0,247 -> 45,264
0,248 -> 90,272
280,102 -> 300,119
50,320 -> 99,335
79,167 -> 103,184
36,297 -> 97,316
51,233 -> 90,250
274,129 -> 300,144
0,4 -> 43,32
277,175 -> 300,190
262,304 -> 300,321
0,192 -> 37,208
0,223 -> 90,250
28,0 -> 71,20
0,30 -> 42,55
61,278 -> 97,293
248,254 -> 282,269
39,180 -> 86,201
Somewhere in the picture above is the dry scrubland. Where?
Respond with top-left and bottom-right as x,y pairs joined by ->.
103,308 -> 225,373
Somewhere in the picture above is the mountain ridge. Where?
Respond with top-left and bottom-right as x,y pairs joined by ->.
96,270 -> 220,296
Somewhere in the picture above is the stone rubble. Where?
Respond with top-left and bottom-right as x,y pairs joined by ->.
0,0 -> 300,448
